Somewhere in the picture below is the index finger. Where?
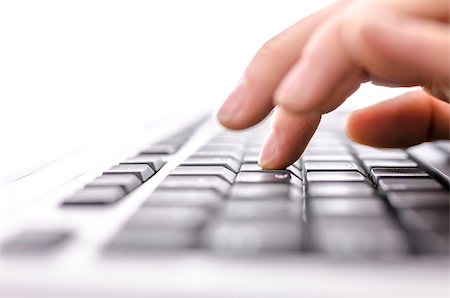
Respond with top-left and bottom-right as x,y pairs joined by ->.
217,0 -> 347,130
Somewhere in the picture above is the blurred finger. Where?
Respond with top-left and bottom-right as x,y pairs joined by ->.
274,1 -> 449,114
346,90 -> 450,148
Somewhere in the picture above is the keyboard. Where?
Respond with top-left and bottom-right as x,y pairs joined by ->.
2,113 -> 449,258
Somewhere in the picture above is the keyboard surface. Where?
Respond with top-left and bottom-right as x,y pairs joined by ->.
2,113 -> 449,258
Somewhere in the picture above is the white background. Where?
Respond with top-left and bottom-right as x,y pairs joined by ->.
0,0 -> 406,180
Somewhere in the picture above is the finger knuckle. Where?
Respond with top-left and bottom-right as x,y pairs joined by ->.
257,33 -> 289,61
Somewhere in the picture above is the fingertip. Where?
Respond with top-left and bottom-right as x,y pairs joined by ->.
345,108 -> 372,146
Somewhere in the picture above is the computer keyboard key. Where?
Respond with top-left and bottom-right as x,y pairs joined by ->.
63,186 -> 126,205
310,220 -> 409,256
398,209 -> 449,233
302,154 -> 355,162
362,159 -> 418,172
309,198 -> 387,217
205,220 -> 303,254
407,142 -> 450,187
211,135 -> 246,143
409,232 -> 449,255
109,230 -> 198,252
141,143 -> 181,155
287,165 -> 302,179
170,166 -> 236,184
306,171 -> 366,182
122,155 -> 165,171
221,201 -> 301,220
239,163 -> 265,172
2,230 -> 72,254
181,157 -> 241,173
434,140 -> 450,154
303,148 -> 349,156
199,144 -> 244,154
385,191 -> 449,209
370,168 -> 429,181
239,164 -> 301,179
307,182 -> 375,197
105,164 -> 155,182
192,151 -> 243,162
144,189 -> 222,208
242,154 -> 260,163
303,161 -> 364,174
353,147 -> 409,160
229,184 -> 301,201
378,178 -> 444,192
235,171 -> 294,184
88,174 -> 141,193
291,160 -> 302,170
126,207 -> 209,230
158,176 -> 230,195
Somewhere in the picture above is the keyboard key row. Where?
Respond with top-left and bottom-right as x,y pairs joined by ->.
60,120 -> 206,206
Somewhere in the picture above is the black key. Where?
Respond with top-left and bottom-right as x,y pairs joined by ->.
370,168 -> 429,182
235,171 -> 300,185
361,159 -> 417,172
309,198 -> 387,217
144,189 -> 222,209
141,143 -> 181,155
126,207 -> 209,230
398,209 -> 449,233
205,220 -> 303,254
87,174 -> 141,193
109,230 -> 198,252
170,166 -> 236,184
303,161 -> 364,173
378,178 -> 444,192
2,230 -> 72,254
104,164 -> 155,182
229,184 -> 301,201
307,182 -> 375,197
310,218 -> 409,256
181,157 -> 241,173
158,176 -> 230,195
385,191 -> 449,209
122,155 -> 165,171
221,201 -> 301,220
63,186 -> 125,205
306,171 -> 366,182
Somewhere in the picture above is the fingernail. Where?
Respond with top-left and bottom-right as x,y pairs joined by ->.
274,60 -> 313,110
217,78 -> 247,123
258,129 -> 278,168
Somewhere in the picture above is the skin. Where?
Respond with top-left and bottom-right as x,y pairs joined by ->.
217,0 -> 450,169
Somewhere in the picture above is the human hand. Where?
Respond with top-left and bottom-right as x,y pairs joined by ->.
217,0 -> 449,169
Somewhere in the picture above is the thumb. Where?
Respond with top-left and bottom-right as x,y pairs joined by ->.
346,90 -> 450,148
